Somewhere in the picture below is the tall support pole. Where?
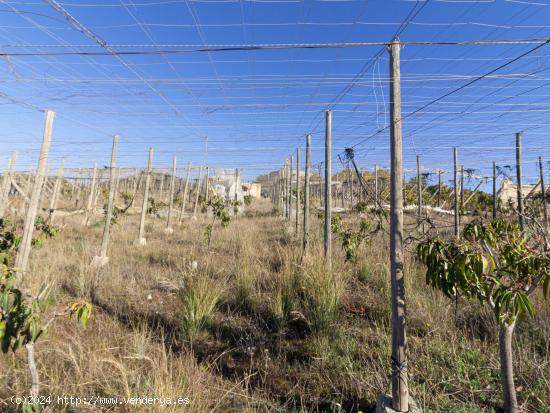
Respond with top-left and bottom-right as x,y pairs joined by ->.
437,170 -> 442,208
92,135 -> 119,268
416,155 -> 422,221
193,167 -> 202,219
374,164 -> 379,209
350,166 -> 354,207
114,167 -> 121,207
234,168 -> 241,215
279,168 -> 284,215
303,134 -> 311,254
387,41 -> 408,413
515,132 -> 524,230
285,159 -> 292,220
454,147 -> 460,239
324,110 -> 332,269
205,166 -> 210,203
49,158 -> 64,223
15,111 -> 54,280
341,178 -> 345,208
129,168 -> 138,208
83,163 -> 98,226
136,148 -> 153,245
289,155 -> 294,222
0,152 -> 17,218
493,161 -> 498,220
179,161 -> 191,223
539,157 -> 548,234
460,165 -> 464,212
158,174 -> 165,203
295,147 -> 300,234
165,156 -> 176,233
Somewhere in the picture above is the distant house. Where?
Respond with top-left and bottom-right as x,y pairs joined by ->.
242,182 -> 262,198
498,178 -> 547,207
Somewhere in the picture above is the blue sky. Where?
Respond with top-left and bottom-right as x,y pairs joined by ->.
0,0 -> 549,188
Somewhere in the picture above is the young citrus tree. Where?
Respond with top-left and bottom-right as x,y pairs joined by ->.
202,196 -> 232,248
417,219 -> 549,413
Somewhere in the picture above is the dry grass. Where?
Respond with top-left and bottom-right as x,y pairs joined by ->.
0,197 -> 548,412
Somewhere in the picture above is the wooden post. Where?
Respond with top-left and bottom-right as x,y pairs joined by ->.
454,147 -> 460,239
15,110 -> 55,280
92,135 -> 119,268
0,152 -> 17,218
165,156 -> 176,234
83,163 -> 97,226
303,134 -> 311,254
136,148 -> 153,245
179,161 -> 191,223
493,161 -> 497,220
387,40 -> 409,413
49,159 -> 64,223
324,110 -> 332,269
539,157 -> 548,234
193,167 -> 202,219
515,132 -> 524,230
295,147 -> 300,234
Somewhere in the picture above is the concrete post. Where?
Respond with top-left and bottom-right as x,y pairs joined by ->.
289,155 -> 294,221
295,147 -> 300,234
416,155 -> 421,222
324,110 -> 332,269
49,158 -> 64,223
0,152 -> 17,218
179,161 -> 191,223
136,148 -> 153,246
92,135 -> 119,268
15,110 -> 55,281
515,132 -> 524,230
303,134 -> 311,254
83,163 -> 97,226
375,164 -> 379,210
193,167 -> 202,219
460,165 -> 464,212
454,147 -> 460,239
165,156 -> 176,234
437,170 -> 442,208
493,161 -> 497,220
387,40 -> 409,413
539,157 -> 548,234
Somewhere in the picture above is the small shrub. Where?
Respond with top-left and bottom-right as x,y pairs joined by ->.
243,194 -> 252,206
354,262 -> 371,283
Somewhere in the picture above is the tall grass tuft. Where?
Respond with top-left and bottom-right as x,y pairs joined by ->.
301,266 -> 346,333
234,262 -> 256,311
180,275 -> 223,343
269,270 -> 299,327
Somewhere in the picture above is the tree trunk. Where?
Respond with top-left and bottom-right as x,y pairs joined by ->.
499,322 -> 518,413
